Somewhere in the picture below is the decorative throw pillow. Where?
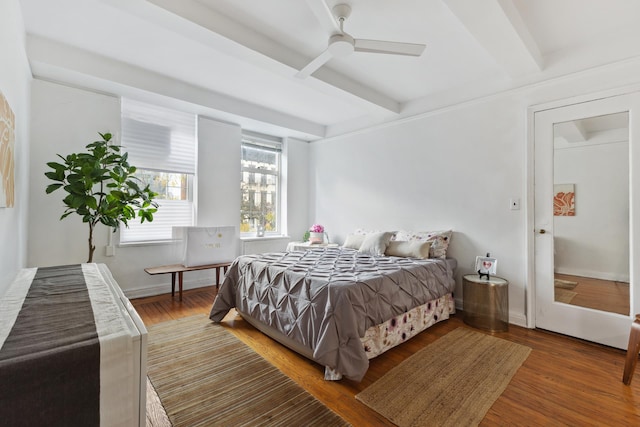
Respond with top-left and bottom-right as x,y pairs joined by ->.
358,231 -> 394,256
353,229 -> 398,241
385,240 -> 432,259
352,228 -> 371,236
342,233 -> 366,250
394,229 -> 452,259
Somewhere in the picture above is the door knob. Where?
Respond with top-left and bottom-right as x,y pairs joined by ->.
539,229 -> 546,234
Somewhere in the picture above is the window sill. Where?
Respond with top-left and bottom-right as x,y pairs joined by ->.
119,235 -> 291,246
240,235 -> 291,242
118,239 -> 176,248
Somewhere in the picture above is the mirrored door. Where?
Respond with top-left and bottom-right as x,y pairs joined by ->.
534,93 -> 640,349
553,112 -> 629,315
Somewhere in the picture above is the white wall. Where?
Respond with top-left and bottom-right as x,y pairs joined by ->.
0,0 -> 31,294
28,80 -> 119,269
311,96 -> 527,321
284,137 -> 311,243
554,141 -> 629,281
197,117 -> 241,227
310,61 -> 640,326
28,79 -> 309,297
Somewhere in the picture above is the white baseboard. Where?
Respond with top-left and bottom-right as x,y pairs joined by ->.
509,312 -> 528,328
554,267 -> 629,283
455,297 -> 529,328
123,278 -> 215,300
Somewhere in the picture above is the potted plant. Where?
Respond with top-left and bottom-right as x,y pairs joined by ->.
308,224 -> 325,244
45,132 -> 158,262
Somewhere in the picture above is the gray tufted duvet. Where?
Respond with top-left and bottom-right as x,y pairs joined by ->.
210,247 -> 455,381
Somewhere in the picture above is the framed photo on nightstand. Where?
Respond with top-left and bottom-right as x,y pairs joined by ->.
475,256 -> 497,277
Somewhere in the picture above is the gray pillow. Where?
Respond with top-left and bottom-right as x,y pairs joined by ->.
359,231 -> 393,256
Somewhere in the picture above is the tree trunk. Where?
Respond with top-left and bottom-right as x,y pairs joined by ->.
88,222 -> 96,263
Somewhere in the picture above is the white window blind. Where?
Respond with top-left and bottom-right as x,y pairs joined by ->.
119,199 -> 193,243
119,99 -> 196,243
121,99 -> 196,174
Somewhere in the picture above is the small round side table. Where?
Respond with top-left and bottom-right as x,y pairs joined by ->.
462,274 -> 509,332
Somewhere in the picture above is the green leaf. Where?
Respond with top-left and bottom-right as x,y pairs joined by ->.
123,205 -> 135,218
64,182 -> 86,196
67,173 -> 83,183
109,171 -> 122,182
45,183 -> 63,194
70,195 -> 86,209
85,196 -> 98,210
126,180 -> 141,192
46,162 -> 67,172
44,171 -> 64,181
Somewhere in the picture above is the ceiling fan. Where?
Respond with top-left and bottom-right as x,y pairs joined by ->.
295,3 -> 426,79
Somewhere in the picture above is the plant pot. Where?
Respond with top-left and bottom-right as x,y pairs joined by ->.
309,232 -> 324,243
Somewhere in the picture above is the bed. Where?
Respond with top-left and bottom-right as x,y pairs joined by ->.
210,230 -> 456,381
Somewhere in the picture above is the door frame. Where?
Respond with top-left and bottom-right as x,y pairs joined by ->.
526,84 -> 640,331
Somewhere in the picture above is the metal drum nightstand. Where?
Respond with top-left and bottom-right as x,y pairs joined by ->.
463,274 -> 509,332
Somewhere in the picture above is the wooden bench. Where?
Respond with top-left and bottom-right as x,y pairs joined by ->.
144,262 -> 231,301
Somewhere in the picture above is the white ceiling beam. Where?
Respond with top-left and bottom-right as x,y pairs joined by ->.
303,0 -> 341,34
554,120 -> 588,143
442,0 -> 543,77
101,0 -> 399,114
26,35 -> 327,139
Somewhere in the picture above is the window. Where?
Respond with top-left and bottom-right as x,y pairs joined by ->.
241,132 -> 282,235
119,99 -> 196,243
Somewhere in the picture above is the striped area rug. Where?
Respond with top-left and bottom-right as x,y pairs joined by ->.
147,315 -> 349,427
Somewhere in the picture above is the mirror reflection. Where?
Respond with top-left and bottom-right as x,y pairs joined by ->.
553,112 -> 630,315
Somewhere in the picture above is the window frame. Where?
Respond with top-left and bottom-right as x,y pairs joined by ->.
118,98 -> 197,245
240,132 -> 283,237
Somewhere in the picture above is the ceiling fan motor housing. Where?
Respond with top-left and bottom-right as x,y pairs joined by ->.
328,33 -> 355,57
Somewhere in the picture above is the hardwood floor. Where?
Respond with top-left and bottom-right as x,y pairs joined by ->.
133,286 -> 640,426
555,273 -> 629,315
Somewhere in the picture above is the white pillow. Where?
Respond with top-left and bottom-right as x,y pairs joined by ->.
394,229 -> 452,259
385,240 -> 432,259
343,233 -> 366,250
353,229 -> 399,241
359,231 -> 394,256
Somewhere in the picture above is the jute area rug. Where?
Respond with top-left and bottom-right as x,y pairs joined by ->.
356,327 -> 531,427
554,279 -> 578,303
555,287 -> 578,304
554,278 -> 578,289
146,315 -> 349,427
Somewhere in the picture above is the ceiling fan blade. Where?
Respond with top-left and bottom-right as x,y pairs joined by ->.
295,48 -> 334,79
354,39 -> 426,57
303,0 -> 341,33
